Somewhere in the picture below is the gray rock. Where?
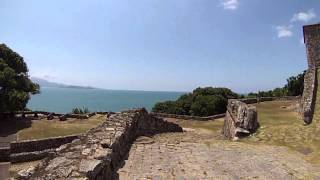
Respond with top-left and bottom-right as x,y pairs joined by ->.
45,157 -> 72,171
17,166 -> 35,180
47,113 -> 54,120
59,115 -> 67,121
222,99 -> 259,139
79,159 -> 101,173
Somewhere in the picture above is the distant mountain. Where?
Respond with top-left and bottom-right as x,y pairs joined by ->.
31,77 -> 96,89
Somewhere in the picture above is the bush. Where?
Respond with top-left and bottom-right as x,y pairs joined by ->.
152,87 -> 237,117
72,107 -> 90,114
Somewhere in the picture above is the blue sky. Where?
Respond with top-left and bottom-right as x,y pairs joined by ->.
1,0 -> 319,93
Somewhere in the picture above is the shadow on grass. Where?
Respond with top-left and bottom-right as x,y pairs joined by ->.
0,115 -> 32,138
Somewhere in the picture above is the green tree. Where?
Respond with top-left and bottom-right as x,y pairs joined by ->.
272,88 -> 287,97
0,44 -> 39,113
152,87 -> 237,116
190,95 -> 227,116
285,71 -> 305,96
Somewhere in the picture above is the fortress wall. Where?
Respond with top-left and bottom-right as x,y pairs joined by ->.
303,24 -> 320,68
300,23 -> 320,123
301,69 -> 317,124
29,109 -> 183,179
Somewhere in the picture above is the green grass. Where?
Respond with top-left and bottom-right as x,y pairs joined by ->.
17,115 -> 105,140
177,118 -> 224,134
174,98 -> 320,165
242,100 -> 320,165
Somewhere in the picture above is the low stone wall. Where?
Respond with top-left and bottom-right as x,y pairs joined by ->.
222,99 -> 259,140
150,112 -> 226,121
0,147 -> 10,162
240,96 -> 300,104
11,149 -> 54,163
11,135 -> 80,154
14,111 -> 97,120
28,109 -> 183,179
0,135 -> 80,163
301,68 -> 317,124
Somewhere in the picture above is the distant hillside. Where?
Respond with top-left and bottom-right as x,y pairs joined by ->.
31,77 -> 96,89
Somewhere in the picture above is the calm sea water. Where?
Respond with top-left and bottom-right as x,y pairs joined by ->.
27,87 -> 184,113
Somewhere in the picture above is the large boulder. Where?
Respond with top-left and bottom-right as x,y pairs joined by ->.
222,99 -> 259,140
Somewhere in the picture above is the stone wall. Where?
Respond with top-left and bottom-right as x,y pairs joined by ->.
27,109 -> 182,179
240,96 -> 300,105
0,147 -> 10,162
11,135 -> 79,154
303,23 -> 320,68
150,112 -> 226,121
0,135 -> 80,163
222,99 -> 259,140
13,111 -> 97,120
301,69 -> 317,124
300,23 -> 320,124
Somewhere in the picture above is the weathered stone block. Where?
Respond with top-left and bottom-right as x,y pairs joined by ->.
222,99 -> 259,140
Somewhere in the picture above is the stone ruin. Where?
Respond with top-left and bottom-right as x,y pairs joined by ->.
301,23 -> 320,124
222,99 -> 259,140
18,108 -> 182,179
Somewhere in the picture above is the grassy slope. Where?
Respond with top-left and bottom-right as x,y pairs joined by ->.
17,114 -> 105,140
173,98 -> 320,165
229,69 -> 320,164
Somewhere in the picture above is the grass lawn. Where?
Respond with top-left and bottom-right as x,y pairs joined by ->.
16,114 -> 105,141
242,100 -> 320,165
170,99 -> 320,165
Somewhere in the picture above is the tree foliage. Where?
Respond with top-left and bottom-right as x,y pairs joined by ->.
0,44 -> 39,113
248,71 -> 305,98
152,87 -> 238,116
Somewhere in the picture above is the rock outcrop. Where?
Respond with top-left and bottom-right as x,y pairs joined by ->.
222,99 -> 259,140
27,108 -> 182,179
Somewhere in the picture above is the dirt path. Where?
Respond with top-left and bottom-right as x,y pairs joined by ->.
117,126 -> 320,179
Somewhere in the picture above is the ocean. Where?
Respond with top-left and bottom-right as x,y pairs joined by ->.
27,87 -> 184,113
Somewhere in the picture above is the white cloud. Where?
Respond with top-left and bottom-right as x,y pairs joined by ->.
220,0 -> 239,10
275,25 -> 293,38
291,9 -> 316,23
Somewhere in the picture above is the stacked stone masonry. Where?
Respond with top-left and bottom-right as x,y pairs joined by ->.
300,23 -> 320,123
303,24 -> 320,68
10,135 -> 80,163
301,69 -> 317,124
28,108 -> 183,179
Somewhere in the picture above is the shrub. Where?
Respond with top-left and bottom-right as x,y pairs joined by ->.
152,87 -> 237,117
72,107 -> 90,114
